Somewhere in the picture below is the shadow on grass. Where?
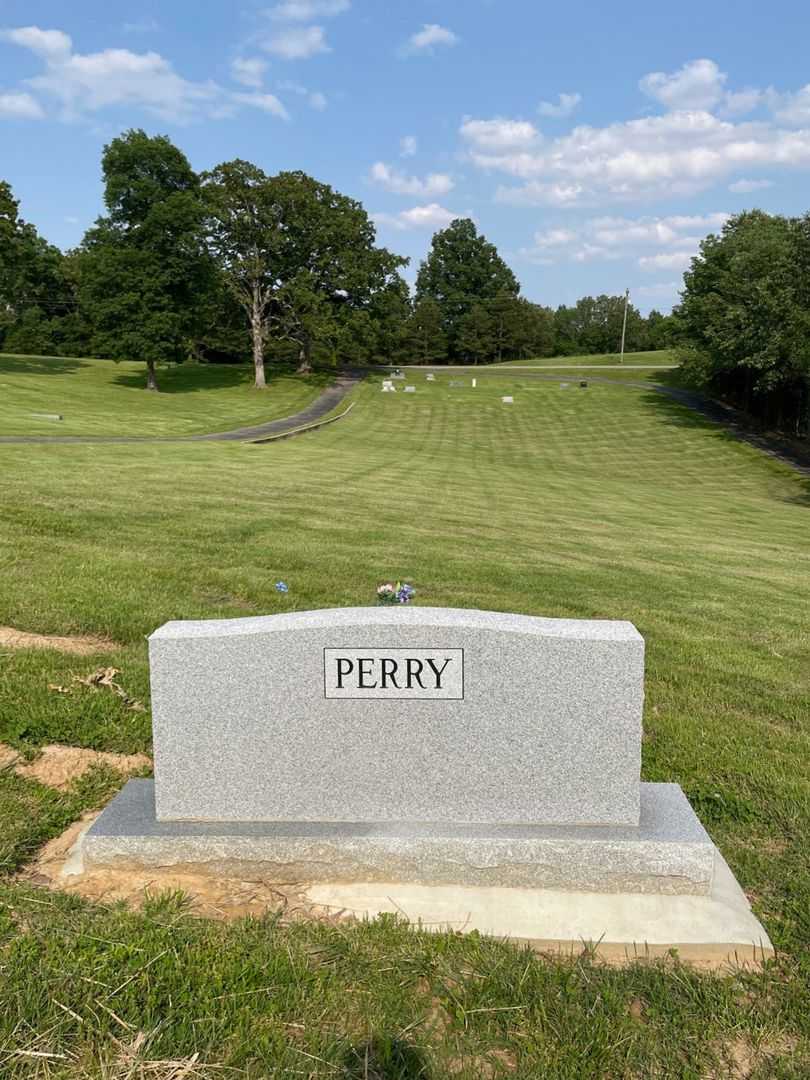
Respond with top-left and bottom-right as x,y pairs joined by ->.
112,363 -> 254,394
341,1036 -> 432,1079
0,353 -> 88,376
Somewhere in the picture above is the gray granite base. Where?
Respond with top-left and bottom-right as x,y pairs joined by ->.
82,780 -> 716,896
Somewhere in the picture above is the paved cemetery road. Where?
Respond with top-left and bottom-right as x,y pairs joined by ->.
0,374 -> 360,445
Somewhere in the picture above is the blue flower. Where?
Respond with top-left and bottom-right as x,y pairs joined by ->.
275,581 -> 289,593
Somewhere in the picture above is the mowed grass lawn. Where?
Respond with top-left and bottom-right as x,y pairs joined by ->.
0,353 -> 330,436
489,349 -> 677,368
0,369 -> 809,1077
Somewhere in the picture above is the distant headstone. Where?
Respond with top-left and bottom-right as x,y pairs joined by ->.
580,381 -> 588,388
472,378 -> 477,388
404,386 -> 416,393
449,380 -> 465,388
560,383 -> 570,389
30,413 -> 63,421
426,374 -> 436,381
501,396 -> 514,404
382,385 -> 396,393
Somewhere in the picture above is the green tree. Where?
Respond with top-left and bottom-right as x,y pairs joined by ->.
645,309 -> 677,351
203,167 -> 408,380
202,160 -> 282,389
77,130 -> 209,390
0,180 -> 78,354
520,301 -> 556,358
415,219 -> 519,358
553,294 -> 646,356
457,303 -> 494,364
269,171 -> 408,373
407,298 -> 447,364
364,276 -> 411,363
678,210 -> 809,431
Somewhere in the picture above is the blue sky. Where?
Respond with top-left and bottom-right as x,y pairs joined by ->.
2,0 -> 810,312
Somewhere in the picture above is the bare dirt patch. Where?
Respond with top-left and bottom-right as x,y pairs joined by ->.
23,811 -> 317,921
3,743 -> 151,790
0,625 -> 119,655
0,744 -> 22,769
705,1035 -> 801,1078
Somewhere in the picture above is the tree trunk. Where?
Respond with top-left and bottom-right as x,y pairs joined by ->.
296,337 -> 312,375
146,359 -> 159,392
251,296 -> 266,389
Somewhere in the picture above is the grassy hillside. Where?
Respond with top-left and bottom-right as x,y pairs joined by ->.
489,349 -> 677,367
0,373 -> 808,1075
0,354 -> 329,436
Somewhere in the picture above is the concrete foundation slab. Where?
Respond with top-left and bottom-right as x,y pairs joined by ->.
83,779 -> 715,895
306,854 -> 773,966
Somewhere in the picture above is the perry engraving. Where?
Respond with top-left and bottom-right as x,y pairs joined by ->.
324,648 -> 464,699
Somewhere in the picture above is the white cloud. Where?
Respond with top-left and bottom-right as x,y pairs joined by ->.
0,89 -> 44,118
636,281 -> 682,300
638,251 -> 695,272
723,88 -> 763,116
772,85 -> 810,126
640,58 -> 766,119
538,92 -> 581,118
277,79 -> 327,109
460,117 -> 539,151
0,26 -> 71,58
519,212 -> 728,270
497,181 -> 585,207
532,227 -> 577,248
27,47 -> 219,122
400,134 -> 417,157
729,177 -> 773,193
263,25 -> 329,59
267,0 -> 349,19
572,243 -> 611,263
0,24 -> 291,123
122,18 -> 160,35
374,203 -> 459,230
231,91 -> 289,120
231,57 -> 268,88
640,59 -> 727,112
477,109 -> 810,207
588,211 -> 728,249
405,24 -> 458,54
369,161 -> 454,197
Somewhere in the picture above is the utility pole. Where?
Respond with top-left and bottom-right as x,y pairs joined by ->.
620,288 -> 629,363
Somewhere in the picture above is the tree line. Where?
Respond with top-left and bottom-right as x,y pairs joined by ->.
676,210 -> 810,438
1,128 -> 673,389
